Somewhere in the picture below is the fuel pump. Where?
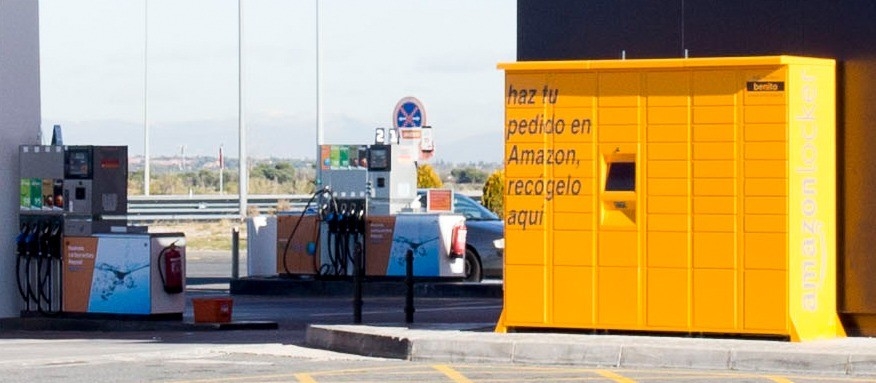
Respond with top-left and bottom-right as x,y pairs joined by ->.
16,144 -> 186,318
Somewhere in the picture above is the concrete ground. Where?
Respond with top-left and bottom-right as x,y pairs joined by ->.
5,250 -> 876,379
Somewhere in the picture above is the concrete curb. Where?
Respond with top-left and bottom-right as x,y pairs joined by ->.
0,317 -> 278,332
231,277 -> 502,298
305,324 -> 876,376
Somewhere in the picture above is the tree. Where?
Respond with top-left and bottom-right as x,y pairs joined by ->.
482,169 -> 504,218
417,164 -> 443,188
253,162 -> 295,184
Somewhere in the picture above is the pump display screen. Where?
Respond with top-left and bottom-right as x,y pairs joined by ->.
368,146 -> 391,171
605,162 -> 635,191
65,147 -> 93,179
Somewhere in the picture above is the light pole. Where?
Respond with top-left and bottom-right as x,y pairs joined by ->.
315,0 -> 323,186
144,0 -> 150,195
238,0 -> 248,218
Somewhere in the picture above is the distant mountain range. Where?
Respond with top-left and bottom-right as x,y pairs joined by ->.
45,118 -> 504,164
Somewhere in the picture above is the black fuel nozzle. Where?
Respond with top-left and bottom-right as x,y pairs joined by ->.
354,205 -> 366,234
39,222 -> 52,258
48,222 -> 63,259
15,223 -> 30,257
25,223 -> 39,258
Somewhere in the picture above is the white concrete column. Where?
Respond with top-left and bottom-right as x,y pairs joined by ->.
0,0 -> 41,317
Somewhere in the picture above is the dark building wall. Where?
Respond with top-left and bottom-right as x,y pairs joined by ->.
518,1 -> 875,61
516,0 -> 876,329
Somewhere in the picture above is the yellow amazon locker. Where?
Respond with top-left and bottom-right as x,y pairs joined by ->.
497,56 -> 842,341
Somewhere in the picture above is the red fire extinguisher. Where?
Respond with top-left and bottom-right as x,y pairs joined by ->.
158,241 -> 184,294
450,222 -> 467,258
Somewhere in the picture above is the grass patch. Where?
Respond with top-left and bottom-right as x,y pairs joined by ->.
147,220 -> 248,251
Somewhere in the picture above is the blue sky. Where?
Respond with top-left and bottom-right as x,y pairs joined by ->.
38,0 -> 516,163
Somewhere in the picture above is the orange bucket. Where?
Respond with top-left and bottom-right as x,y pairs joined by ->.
192,297 -> 233,323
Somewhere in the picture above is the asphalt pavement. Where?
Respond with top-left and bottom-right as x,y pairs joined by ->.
5,250 -> 876,379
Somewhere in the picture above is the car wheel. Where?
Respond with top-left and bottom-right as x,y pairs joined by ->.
464,248 -> 483,282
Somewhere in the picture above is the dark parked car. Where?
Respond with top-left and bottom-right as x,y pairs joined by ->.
418,190 -> 504,282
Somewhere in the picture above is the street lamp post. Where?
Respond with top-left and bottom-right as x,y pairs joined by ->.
144,0 -> 150,196
315,0 -> 323,186
238,0 -> 248,218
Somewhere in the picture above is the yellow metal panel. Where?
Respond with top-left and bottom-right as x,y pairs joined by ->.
554,230 -> 593,266
744,270 -> 787,332
744,214 -> 787,233
693,106 -> 736,124
549,73 -> 597,108
744,142 -> 787,160
505,265 -> 545,325
744,105 -> 787,124
646,71 -> 690,106
553,266 -> 594,325
692,70 -> 737,106
744,160 -> 787,178
646,125 -> 688,142
505,229 -> 546,266
596,106 -> 639,127
597,267 -> 638,326
597,231 -> 638,267
744,178 -> 787,196
786,63 -> 840,341
598,72 -> 640,107
505,195 -> 546,215
693,232 -> 736,268
551,142 -> 596,160
597,122 -> 638,141
648,143 -> 689,160
647,268 -> 689,328
693,142 -> 736,160
693,214 -> 736,232
647,196 -> 688,214
647,214 -> 689,231
648,160 -> 687,178
693,179 -> 736,196
744,124 -> 787,141
693,124 -> 735,142
505,73 -> 549,107
554,212 -> 593,231
693,197 -> 736,214
744,233 -> 787,270
693,160 -> 735,178
647,106 -> 688,124
743,68 -> 787,106
553,193 -> 595,212
551,107 -> 596,143
745,196 -> 787,215
505,108 -> 549,144
504,144 -> 552,178
648,178 -> 688,195
647,232 -> 688,268
693,269 -> 736,329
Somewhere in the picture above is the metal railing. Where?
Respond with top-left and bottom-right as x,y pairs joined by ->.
127,194 -> 309,221
127,190 -> 483,221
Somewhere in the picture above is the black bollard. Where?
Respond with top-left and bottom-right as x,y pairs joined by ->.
231,227 -> 240,279
405,248 -> 414,323
353,243 -> 363,324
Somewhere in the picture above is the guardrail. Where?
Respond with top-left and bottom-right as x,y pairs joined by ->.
127,194 -> 310,221
127,191 -> 483,221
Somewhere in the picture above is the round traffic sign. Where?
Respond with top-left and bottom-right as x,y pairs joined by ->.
393,97 -> 426,128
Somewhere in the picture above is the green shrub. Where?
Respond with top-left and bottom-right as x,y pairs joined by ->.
482,170 -> 504,218
417,164 -> 444,189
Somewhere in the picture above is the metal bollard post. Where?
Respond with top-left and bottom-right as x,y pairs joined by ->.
231,226 -> 240,279
353,243 -> 363,324
405,248 -> 414,323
